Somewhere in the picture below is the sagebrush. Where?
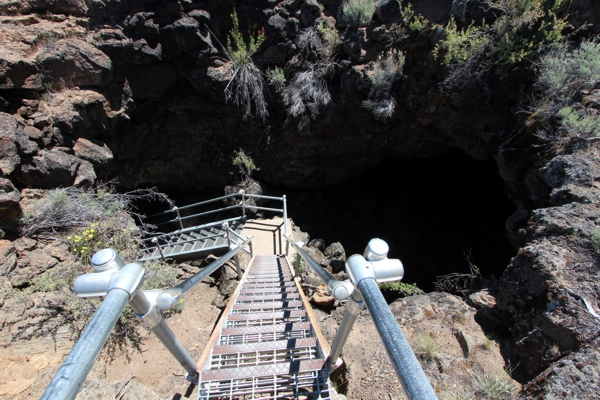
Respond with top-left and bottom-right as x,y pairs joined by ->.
224,11 -> 268,121
362,49 -> 405,119
342,0 -> 376,27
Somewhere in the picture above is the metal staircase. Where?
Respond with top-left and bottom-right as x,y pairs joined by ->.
196,255 -> 331,400
139,218 -> 245,262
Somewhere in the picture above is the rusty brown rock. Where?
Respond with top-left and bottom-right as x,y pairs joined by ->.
8,249 -> 59,287
0,240 -> 17,276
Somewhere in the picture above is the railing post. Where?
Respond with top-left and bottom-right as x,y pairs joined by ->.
283,195 -> 289,255
128,289 -> 198,383
222,221 -> 230,246
294,253 -> 300,279
239,189 -> 246,217
327,289 -> 364,369
172,206 -> 184,230
151,238 -> 166,261
233,253 -> 243,280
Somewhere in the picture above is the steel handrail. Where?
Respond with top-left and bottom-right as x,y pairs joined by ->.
156,236 -> 254,304
155,204 -> 241,225
147,193 -> 240,217
243,193 -> 285,201
359,278 -> 438,400
41,289 -> 130,400
283,234 -> 351,301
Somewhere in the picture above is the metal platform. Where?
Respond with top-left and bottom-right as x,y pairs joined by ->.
139,218 -> 245,262
197,255 -> 332,400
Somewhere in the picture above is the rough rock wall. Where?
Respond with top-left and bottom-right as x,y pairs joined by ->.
1,0 -> 600,397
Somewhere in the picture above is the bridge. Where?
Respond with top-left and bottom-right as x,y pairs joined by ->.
41,191 -> 438,400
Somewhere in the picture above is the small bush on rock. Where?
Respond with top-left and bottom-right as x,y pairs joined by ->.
342,0 -> 376,27
379,281 -> 424,296
232,148 -> 260,181
283,68 -> 332,132
362,49 -> 405,119
414,333 -> 439,361
267,67 -> 286,93
225,11 -> 268,122
20,184 -> 172,240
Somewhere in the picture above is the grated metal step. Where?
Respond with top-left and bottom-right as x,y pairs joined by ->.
139,218 -> 245,261
197,255 -> 331,400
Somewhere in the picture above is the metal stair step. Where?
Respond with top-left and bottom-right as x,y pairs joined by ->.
212,337 -> 318,355
221,322 -> 311,336
225,311 -> 308,327
232,301 -> 304,313
236,293 -> 301,302
201,359 -> 326,381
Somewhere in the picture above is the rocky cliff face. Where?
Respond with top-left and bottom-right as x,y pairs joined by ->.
1,0 -> 600,397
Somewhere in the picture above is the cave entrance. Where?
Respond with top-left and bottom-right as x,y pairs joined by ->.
289,149 -> 516,292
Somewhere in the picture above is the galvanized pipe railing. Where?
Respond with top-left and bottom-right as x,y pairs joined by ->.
42,288 -> 130,400
152,236 -> 254,309
283,234 -> 352,301
283,235 -> 437,400
43,236 -> 253,399
358,277 -> 437,400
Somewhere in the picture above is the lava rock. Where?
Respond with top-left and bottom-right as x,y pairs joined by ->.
0,240 -> 17,276
0,113 -> 22,175
127,63 -> 179,99
36,39 -> 113,87
17,149 -> 82,188
172,16 -> 215,59
73,137 -> 115,174
90,29 -> 133,68
0,50 -> 43,90
375,0 -> 402,23
9,248 -> 59,287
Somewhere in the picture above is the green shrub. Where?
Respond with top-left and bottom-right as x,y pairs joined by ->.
435,0 -> 571,75
291,253 -> 305,273
20,185 -> 172,239
536,37 -> 600,105
414,333 -> 439,361
225,11 -> 265,68
232,148 -> 260,180
267,67 -> 286,93
224,11 -> 268,121
379,281 -> 424,296
433,17 -> 487,66
342,0 -> 376,27
558,106 -> 600,136
400,4 -> 430,34
476,369 -> 516,399
590,228 -> 600,253
362,49 -> 405,119
318,22 -> 342,57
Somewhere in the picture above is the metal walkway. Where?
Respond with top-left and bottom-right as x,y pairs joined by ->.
139,218 -> 245,262
197,255 -> 332,400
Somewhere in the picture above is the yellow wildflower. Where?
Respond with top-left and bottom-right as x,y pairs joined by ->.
73,249 -> 77,252
67,236 -> 72,240
90,229 -> 95,233
88,235 -> 93,239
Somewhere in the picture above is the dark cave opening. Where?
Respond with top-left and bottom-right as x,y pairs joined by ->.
287,149 -> 517,292
138,148 -> 517,293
